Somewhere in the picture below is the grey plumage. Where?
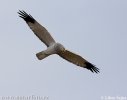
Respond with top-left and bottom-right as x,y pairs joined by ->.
18,10 -> 100,73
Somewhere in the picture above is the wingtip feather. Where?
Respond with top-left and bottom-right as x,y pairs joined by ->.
18,10 -> 35,23
85,62 -> 100,73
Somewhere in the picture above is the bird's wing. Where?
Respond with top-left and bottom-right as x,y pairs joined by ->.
58,50 -> 99,73
18,10 -> 55,47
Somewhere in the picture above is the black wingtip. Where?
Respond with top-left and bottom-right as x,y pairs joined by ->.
18,10 -> 35,23
85,62 -> 100,73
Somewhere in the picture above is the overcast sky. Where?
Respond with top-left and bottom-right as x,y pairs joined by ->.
0,0 -> 127,100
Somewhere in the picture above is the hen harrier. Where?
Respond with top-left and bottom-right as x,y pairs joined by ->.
18,10 -> 99,73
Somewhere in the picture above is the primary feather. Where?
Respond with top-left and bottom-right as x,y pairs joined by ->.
58,50 -> 99,73
18,10 -> 55,47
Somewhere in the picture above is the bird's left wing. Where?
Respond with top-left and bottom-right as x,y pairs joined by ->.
58,50 -> 99,73
18,10 -> 55,47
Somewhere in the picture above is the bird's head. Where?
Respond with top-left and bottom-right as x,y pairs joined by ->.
55,43 -> 65,53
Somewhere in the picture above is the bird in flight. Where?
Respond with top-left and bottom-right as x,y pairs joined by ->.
18,10 -> 99,73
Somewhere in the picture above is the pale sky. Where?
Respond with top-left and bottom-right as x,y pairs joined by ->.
0,0 -> 127,100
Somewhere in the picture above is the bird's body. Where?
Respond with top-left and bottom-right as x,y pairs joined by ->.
18,10 -> 100,73
36,43 -> 65,60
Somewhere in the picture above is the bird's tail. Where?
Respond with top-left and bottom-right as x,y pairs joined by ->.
36,51 -> 50,60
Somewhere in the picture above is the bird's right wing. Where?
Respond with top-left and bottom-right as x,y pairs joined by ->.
18,10 -> 55,47
58,50 -> 99,73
